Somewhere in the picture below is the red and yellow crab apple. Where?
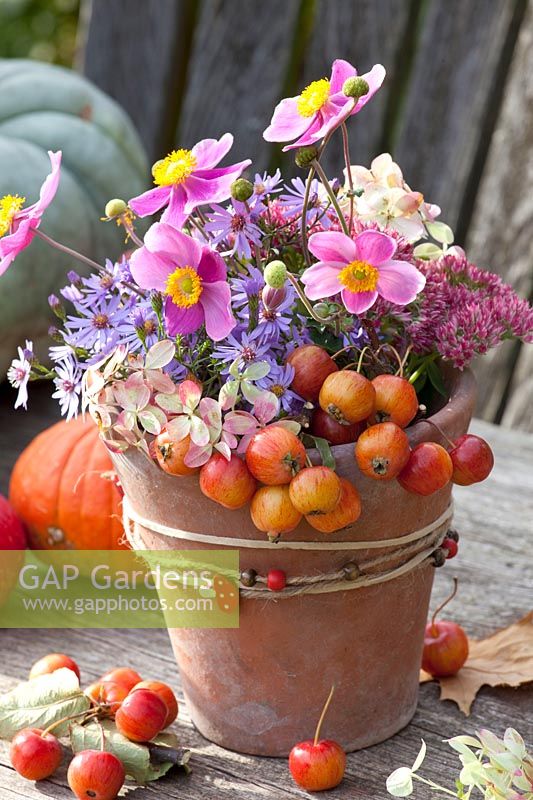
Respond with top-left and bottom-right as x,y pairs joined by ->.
355,421 -> 410,480
306,478 -> 361,533
449,434 -> 494,485
319,370 -> 376,425
245,426 -> 306,485
199,452 -> 256,509
311,408 -> 365,445
68,750 -> 125,800
372,374 -> 419,428
115,687 -> 167,742
289,466 -> 342,515
397,442 -> 453,495
10,728 -> 62,781
250,485 -> 302,536
287,344 -> 338,402
154,430 -> 199,476
29,653 -> 80,681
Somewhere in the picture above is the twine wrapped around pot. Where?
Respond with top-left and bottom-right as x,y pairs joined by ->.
122,496 -> 453,599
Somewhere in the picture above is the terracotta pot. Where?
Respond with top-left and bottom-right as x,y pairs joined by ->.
112,366 -> 476,756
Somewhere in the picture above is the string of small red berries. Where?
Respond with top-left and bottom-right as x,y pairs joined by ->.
151,342 -> 494,542
9,655 -> 182,800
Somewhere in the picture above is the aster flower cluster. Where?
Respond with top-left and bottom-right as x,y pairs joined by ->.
2,55 -> 531,458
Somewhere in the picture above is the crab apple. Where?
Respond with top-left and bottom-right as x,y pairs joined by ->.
289,686 -> 345,791
29,653 -> 80,681
115,688 -> 167,742
397,442 -> 453,496
199,452 -> 256,509
250,485 -> 302,536
355,422 -> 410,480
319,370 -> 376,425
67,750 -> 125,800
131,680 -> 178,727
286,344 -> 338,402
372,374 -> 419,428
245,426 -> 306,485
422,620 -> 469,677
310,408 -> 365,445
85,681 -> 129,714
449,434 -> 494,486
100,667 -> 142,693
9,728 -> 62,781
289,466 -> 341,515
154,430 -> 198,476
306,478 -> 361,534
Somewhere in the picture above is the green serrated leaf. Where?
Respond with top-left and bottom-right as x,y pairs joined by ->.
427,360 -> 447,397
71,720 -> 180,783
0,668 -> 90,739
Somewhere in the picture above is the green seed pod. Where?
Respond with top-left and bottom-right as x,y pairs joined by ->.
295,145 -> 319,169
264,260 -> 288,289
104,198 -> 128,219
230,178 -> 254,202
342,76 -> 370,99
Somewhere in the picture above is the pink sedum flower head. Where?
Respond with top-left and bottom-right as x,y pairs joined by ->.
263,59 -> 385,151
130,222 -> 235,341
128,134 -> 251,227
302,229 -> 426,314
0,151 -> 61,276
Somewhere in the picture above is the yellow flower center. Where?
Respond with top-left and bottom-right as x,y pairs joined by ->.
165,266 -> 203,308
338,260 -> 379,294
0,194 -> 25,238
152,149 -> 197,186
297,78 -> 330,117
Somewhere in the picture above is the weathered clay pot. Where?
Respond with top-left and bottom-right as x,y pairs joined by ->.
112,366 -> 476,756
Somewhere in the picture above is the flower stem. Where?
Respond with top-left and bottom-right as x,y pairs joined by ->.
34,228 -> 104,272
314,684 -> 335,746
341,123 -> 355,234
312,159 -> 349,236
301,166 -> 316,267
286,273 -> 336,325
413,775 -> 458,797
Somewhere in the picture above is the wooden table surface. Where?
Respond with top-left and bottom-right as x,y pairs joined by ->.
0,383 -> 532,799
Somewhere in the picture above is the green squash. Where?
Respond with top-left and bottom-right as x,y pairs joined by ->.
0,59 -> 149,375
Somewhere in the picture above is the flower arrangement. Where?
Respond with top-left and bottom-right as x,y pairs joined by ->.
3,58 -> 532,537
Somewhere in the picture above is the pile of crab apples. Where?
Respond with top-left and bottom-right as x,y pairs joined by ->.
154,343 -> 494,541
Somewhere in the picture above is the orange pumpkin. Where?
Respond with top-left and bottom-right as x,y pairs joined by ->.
9,418 -> 126,550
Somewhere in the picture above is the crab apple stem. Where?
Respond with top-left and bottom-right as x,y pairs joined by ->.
314,684 -> 336,746
420,418 -> 455,449
431,576 -> 459,635
42,708 -> 99,737
34,228 -> 104,272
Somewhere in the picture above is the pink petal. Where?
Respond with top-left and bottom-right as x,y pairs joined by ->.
192,133 -> 234,169
263,97 -> 311,142
330,59 -> 357,93
129,185 -> 172,217
144,222 -> 201,267
351,64 -> 386,114
354,229 -> 396,265
199,281 -> 235,341
301,261 -> 343,300
282,113 -> 324,150
28,150 -> 62,217
183,164 -> 251,212
376,260 -> 426,305
0,250 -> 16,277
308,231 -> 356,263
130,245 -> 172,291
197,247 -> 227,283
0,217 -> 33,261
164,296 -> 204,336
284,98 -> 352,150
160,186 -> 187,227
341,288 -> 378,314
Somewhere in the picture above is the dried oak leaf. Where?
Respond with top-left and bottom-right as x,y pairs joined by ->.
420,611 -> 533,715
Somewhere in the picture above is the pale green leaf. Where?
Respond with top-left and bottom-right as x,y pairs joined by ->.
0,669 -> 90,739
155,393 -> 183,413
138,410 -> 163,436
243,361 -> 271,381
503,728 -> 526,759
386,767 -> 414,797
145,340 -> 176,370
413,243 -> 442,260
412,739 -> 426,772
426,220 -> 454,245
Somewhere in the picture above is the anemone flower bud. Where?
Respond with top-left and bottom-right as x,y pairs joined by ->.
104,198 -> 128,219
295,145 -> 319,168
343,76 -> 370,99
262,284 -> 287,311
264,259 -> 287,289
230,178 -> 254,202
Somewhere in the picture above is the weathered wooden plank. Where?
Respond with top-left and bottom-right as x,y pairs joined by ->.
300,0 -> 412,175
176,0 -> 301,172
465,0 -> 533,431
0,419 -> 531,799
81,0 -> 198,163
394,0 -> 521,234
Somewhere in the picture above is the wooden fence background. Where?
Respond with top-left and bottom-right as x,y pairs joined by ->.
79,0 -> 533,430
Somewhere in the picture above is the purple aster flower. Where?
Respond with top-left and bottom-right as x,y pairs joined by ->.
61,283 -> 84,304
256,282 -> 295,342
80,266 -> 120,306
49,341 -> 77,362
113,257 -> 133,285
129,134 -> 251,228
7,340 -> 33,410
52,356 -> 82,420
65,293 -> 132,352
278,177 -> 333,228
212,327 -> 273,369
231,265 -> 265,311
205,200 -> 263,260
257,363 -> 304,413
121,305 -> 160,351
252,169 -> 282,204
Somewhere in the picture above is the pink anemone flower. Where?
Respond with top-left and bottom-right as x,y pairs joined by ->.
302,229 -> 426,314
129,133 -> 251,228
130,222 -> 235,341
0,150 -> 62,276
263,59 -> 385,151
